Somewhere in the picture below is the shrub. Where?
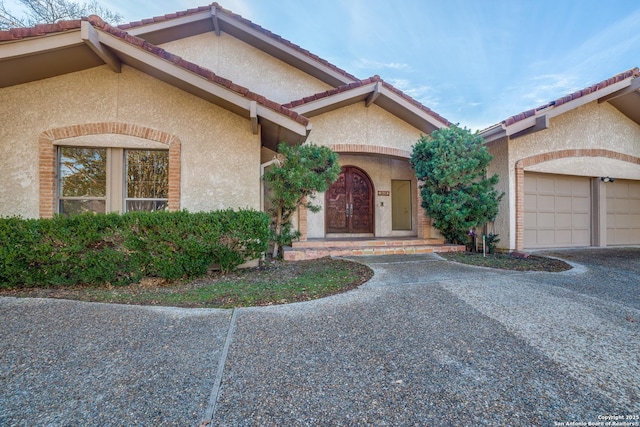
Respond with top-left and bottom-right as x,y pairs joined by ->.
0,209 -> 269,289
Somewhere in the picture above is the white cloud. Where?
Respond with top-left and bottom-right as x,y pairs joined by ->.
521,73 -> 582,106
387,78 -> 440,107
354,58 -> 411,71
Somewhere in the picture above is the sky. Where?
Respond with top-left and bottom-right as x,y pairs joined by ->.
10,0 -> 640,130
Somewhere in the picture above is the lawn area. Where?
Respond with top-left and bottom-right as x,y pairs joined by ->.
1,253 -> 572,308
1,258 -> 374,309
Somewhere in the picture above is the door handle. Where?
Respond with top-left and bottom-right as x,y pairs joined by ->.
346,203 -> 353,217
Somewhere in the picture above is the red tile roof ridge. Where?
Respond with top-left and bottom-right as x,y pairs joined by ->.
283,75 -> 452,127
0,19 -> 81,41
116,2 -> 359,84
85,15 -> 309,127
504,67 -> 640,126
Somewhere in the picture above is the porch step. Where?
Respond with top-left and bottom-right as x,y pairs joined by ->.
283,238 -> 465,261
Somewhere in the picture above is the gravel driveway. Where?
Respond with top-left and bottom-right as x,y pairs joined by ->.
1,248 -> 638,426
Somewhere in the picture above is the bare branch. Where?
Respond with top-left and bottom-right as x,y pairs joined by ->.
0,0 -> 123,29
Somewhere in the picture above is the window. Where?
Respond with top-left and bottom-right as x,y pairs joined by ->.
392,180 -> 412,230
125,150 -> 169,212
58,147 -> 168,215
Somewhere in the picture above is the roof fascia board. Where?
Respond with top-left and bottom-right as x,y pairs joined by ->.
80,21 -> 120,72
509,115 -> 548,140
125,10 -> 212,37
0,30 -> 81,59
505,78 -> 632,136
214,12 -> 355,86
94,28 -> 304,136
597,77 -> 640,104
480,125 -> 507,143
290,83 -> 376,116
96,28 -> 307,137
379,85 -> 448,129
97,29 -> 249,107
256,104 -> 309,136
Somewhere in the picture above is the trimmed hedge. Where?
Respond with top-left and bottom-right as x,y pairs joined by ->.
0,209 -> 270,289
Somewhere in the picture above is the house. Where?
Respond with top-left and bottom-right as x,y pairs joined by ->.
481,68 -> 640,251
0,3 -> 458,260
6,4 -> 635,257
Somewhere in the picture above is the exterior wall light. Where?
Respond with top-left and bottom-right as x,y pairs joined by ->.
600,177 -> 615,183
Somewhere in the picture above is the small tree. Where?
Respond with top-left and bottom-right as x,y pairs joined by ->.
0,0 -> 123,30
410,125 -> 503,245
263,142 -> 340,258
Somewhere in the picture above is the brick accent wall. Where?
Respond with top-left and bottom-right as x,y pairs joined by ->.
514,149 -> 640,250
38,122 -> 181,218
327,144 -> 411,159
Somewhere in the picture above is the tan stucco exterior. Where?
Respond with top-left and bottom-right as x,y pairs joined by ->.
490,101 -> 640,250
301,103 -> 440,238
160,32 -> 333,104
0,65 -> 261,218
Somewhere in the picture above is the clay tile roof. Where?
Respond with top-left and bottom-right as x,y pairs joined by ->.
117,2 -> 359,83
83,15 -> 309,127
283,75 -> 452,127
504,67 -> 640,126
0,19 -> 81,41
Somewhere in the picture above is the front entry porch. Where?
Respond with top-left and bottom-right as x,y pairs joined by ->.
283,237 -> 465,261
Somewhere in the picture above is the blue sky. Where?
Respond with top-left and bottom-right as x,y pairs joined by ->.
12,0 -> 640,130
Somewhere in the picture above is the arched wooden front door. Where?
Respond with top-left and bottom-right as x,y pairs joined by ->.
325,166 -> 374,234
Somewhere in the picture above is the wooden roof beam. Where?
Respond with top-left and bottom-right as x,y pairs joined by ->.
81,21 -> 120,73
211,6 -> 221,36
365,81 -> 380,107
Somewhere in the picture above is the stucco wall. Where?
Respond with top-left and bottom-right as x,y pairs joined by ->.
0,65 -> 261,218
486,137 -> 510,249
160,32 -> 333,104
302,103 -> 431,238
306,155 -> 420,238
493,100 -> 640,250
308,103 -> 422,152
511,102 -> 640,177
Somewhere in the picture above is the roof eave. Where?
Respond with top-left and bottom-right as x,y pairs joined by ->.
290,80 -> 449,134
92,25 -> 309,140
124,6 -> 357,88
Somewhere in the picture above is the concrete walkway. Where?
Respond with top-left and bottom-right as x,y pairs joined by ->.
1,249 -> 639,426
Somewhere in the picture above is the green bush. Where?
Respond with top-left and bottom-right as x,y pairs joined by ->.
0,209 -> 269,289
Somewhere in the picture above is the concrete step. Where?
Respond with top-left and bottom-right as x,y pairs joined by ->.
284,238 -> 465,261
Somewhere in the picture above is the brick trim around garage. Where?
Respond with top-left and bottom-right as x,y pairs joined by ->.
514,149 -> 640,250
39,122 -> 181,218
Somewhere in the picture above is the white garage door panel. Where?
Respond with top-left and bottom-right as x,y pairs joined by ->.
606,180 -> 640,245
524,173 -> 591,248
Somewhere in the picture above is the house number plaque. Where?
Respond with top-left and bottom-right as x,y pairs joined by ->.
377,191 -> 390,196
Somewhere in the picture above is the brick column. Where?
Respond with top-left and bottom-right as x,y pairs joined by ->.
167,139 -> 181,212
515,163 -> 524,251
38,138 -> 56,218
298,198 -> 308,241
416,180 -> 430,239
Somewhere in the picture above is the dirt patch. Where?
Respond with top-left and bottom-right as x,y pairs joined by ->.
440,252 -> 572,272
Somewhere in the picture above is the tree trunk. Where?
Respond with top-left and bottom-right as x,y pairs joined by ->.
272,206 -> 283,258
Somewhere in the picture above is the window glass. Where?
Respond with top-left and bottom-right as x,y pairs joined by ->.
59,147 -> 106,197
58,147 -> 107,214
125,150 -> 169,212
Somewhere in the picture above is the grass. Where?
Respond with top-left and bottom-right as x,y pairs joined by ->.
1,258 -> 374,309
439,251 -> 572,272
1,252 -> 572,308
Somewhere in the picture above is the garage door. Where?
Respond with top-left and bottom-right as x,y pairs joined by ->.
524,173 -> 591,248
606,179 -> 640,245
